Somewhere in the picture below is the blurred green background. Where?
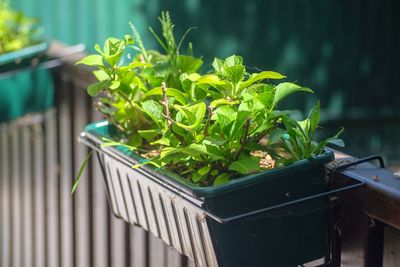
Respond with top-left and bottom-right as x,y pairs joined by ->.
10,0 -> 400,168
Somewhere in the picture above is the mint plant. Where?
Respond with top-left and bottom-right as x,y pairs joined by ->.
74,12 -> 344,191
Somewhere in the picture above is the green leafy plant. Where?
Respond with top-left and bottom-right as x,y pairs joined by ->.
0,0 -> 41,54
279,101 -> 344,162
73,11 -> 344,191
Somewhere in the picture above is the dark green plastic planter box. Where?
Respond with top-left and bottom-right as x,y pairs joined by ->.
0,42 -> 54,123
0,42 -> 48,73
80,120 -> 335,267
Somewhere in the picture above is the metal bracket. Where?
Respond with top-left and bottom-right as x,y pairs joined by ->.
202,155 -> 385,224
201,179 -> 365,224
330,155 -> 385,177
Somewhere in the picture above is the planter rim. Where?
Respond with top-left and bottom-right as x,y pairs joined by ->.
81,120 -> 334,199
0,42 -> 48,66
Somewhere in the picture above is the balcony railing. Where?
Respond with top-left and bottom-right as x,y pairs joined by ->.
0,42 -> 399,267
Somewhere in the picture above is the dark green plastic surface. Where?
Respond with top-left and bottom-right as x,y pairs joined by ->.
0,42 -> 53,123
85,120 -> 334,267
0,42 -> 48,73
0,56 -> 54,123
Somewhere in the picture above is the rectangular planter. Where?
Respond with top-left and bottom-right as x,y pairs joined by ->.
0,42 -> 48,73
80,120 -> 337,267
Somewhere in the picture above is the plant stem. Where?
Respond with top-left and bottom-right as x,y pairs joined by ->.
129,22 -> 149,62
118,91 -> 136,111
203,106 -> 213,136
160,81 -> 172,127
234,118 -> 251,160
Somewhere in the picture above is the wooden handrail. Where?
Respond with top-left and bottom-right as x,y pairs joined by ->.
326,154 -> 400,267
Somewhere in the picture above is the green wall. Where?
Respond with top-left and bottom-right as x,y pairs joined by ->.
10,0 -> 400,164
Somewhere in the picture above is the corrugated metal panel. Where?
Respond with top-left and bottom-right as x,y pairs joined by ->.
10,0 -> 400,117
11,0 -> 157,50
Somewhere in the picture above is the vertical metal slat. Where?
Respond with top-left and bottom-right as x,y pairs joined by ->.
0,125 -> 10,267
11,127 -> 22,267
22,125 -> 33,267
32,123 -> 46,267
72,85 -> 90,267
45,111 -> 60,267
91,111 -> 110,267
58,77 -> 74,267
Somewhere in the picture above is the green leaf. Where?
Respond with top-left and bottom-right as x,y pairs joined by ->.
132,160 -> 161,169
211,169 -> 219,176
202,140 -> 225,160
185,73 -> 201,82
75,55 -> 103,66
87,80 -> 110,96
159,147 -> 180,159
228,156 -> 261,175
230,110 -> 250,138
214,105 -> 237,130
192,173 -> 203,183
93,70 -> 109,81
141,100 -> 165,127
238,98 -> 265,112
193,166 -> 211,182
197,166 -> 211,177
109,80 -> 121,90
269,110 -> 295,119
100,138 -> 137,150
272,82 -> 314,109
268,128 -> 286,145
145,87 -> 188,105
212,58 -> 224,74
128,133 -> 142,147
308,101 -> 320,135
138,129 -> 160,141
196,74 -> 227,86
210,98 -> 239,108
312,127 -> 345,155
240,71 -> 286,88
102,37 -> 126,66
124,34 -> 134,44
71,152 -> 93,194
176,55 -> 203,73
120,61 -> 152,70
150,136 -> 170,146
94,43 -> 103,54
325,138 -> 345,147
148,26 -> 168,53
225,65 -> 245,84
173,102 -> 206,132
213,173 -> 231,186
181,143 -> 208,156
225,55 -> 243,67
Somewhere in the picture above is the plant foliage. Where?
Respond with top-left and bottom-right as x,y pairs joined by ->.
74,11 -> 344,189
0,0 -> 41,54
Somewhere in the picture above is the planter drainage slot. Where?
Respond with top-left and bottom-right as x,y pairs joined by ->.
79,122 -> 370,267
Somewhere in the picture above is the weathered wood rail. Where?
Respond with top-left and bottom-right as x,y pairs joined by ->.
1,42 -> 400,266
330,154 -> 400,266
